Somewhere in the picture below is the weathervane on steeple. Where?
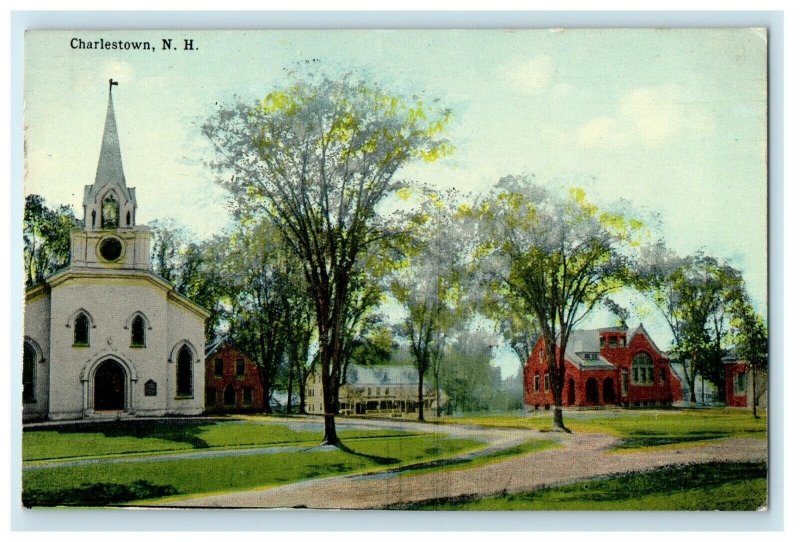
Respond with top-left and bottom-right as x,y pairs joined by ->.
109,78 -> 118,93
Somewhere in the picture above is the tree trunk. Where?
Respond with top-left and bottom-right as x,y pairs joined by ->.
553,405 -> 566,430
751,366 -> 759,419
417,367 -> 425,421
435,378 -> 441,418
683,360 -> 697,404
298,372 -> 307,415
701,378 -> 705,406
287,361 -> 294,415
322,413 -> 338,445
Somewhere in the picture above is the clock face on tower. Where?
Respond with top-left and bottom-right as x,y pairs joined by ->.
98,236 -> 123,262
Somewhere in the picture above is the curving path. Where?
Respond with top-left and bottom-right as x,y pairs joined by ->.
156,417 -> 767,509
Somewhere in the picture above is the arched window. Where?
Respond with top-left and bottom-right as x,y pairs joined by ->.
126,211 -> 131,226
91,209 -> 97,228
632,352 -> 653,384
23,342 -> 36,403
176,345 -> 193,396
101,195 -> 119,229
131,315 -> 146,347
74,313 -> 90,346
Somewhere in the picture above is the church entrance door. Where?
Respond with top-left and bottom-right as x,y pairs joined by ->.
95,359 -> 125,411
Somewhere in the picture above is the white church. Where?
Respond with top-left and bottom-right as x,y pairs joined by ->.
23,82 -> 209,421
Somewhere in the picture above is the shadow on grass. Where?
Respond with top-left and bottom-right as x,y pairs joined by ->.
23,479 -> 178,508
26,419 -> 217,449
615,431 -> 729,449
335,442 -> 400,466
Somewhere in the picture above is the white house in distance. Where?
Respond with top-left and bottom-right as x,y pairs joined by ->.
23,82 -> 209,422
306,365 -> 439,419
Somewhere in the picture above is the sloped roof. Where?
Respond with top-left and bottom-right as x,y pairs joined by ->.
562,329 -> 617,370
345,364 -> 425,387
83,88 -> 136,207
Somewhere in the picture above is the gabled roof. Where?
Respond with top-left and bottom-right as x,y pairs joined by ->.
31,267 -> 211,320
562,329 -> 616,370
558,324 -> 664,370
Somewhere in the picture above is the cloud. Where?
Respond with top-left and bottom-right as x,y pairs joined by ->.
576,84 -> 711,149
502,55 -> 555,94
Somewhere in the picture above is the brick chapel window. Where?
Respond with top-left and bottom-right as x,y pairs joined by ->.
74,313 -> 90,346
176,345 -> 193,397
534,374 -> 540,392
131,315 -> 146,347
632,352 -> 653,384
544,374 -> 550,392
214,358 -> 223,377
621,369 -> 628,397
236,358 -> 245,377
243,387 -> 253,406
659,367 -> 667,385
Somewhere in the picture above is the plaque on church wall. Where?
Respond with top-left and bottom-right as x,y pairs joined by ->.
17,19 -> 773,525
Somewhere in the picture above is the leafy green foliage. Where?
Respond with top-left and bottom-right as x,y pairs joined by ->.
390,188 -> 471,419
475,176 -> 638,428
203,72 -> 451,443
635,247 -> 747,401
23,194 -> 79,286
440,330 -> 499,414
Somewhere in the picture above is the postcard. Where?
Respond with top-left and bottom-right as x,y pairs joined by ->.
21,28 -> 768,511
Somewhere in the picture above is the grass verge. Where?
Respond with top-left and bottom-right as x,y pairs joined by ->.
22,433 -> 483,507
23,419 -> 413,462
395,461 -> 767,511
437,409 -> 766,450
397,438 -> 561,478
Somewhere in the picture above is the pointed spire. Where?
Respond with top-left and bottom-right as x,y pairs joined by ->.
94,80 -> 126,188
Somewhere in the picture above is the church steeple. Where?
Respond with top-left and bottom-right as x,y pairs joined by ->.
94,79 -> 126,188
83,80 -> 137,231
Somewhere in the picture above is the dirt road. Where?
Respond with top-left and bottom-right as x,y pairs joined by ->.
158,417 -> 767,509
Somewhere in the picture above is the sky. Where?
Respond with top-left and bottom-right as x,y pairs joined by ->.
23,29 -> 768,378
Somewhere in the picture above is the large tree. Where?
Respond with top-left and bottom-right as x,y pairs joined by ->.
636,247 -> 745,403
477,176 -> 635,431
203,73 -> 451,444
23,194 -> 79,286
391,189 -> 468,420
731,297 -> 768,418
148,220 -> 227,341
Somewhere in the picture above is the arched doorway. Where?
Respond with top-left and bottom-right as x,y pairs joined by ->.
94,359 -> 125,411
585,378 -> 599,405
566,379 -> 576,406
602,377 -> 615,404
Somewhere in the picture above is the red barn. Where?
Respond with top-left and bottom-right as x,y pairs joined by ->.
524,325 -> 681,409
204,343 -> 264,412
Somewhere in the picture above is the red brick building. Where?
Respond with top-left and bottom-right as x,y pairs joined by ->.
204,343 -> 264,412
524,325 -> 681,409
723,354 -> 767,409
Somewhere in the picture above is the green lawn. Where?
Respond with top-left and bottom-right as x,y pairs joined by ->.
23,418 -> 413,462
399,438 -> 561,477
23,421 -> 484,507
398,461 -> 768,511
438,408 -> 767,450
